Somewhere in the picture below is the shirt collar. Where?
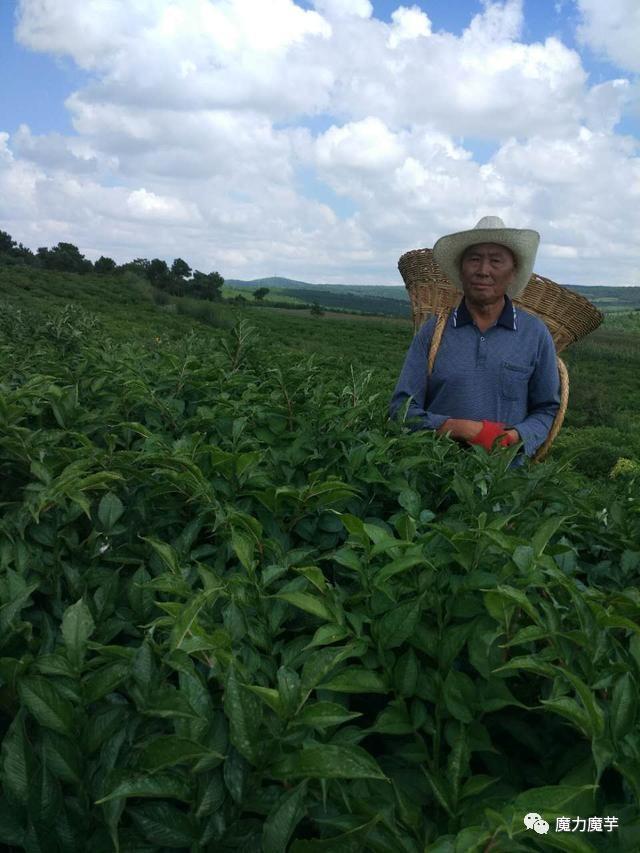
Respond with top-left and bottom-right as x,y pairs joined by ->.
453,294 -> 517,331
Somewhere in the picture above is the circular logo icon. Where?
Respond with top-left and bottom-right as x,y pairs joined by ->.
523,812 -> 542,830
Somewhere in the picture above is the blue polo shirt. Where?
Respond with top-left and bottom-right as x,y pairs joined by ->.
389,295 -> 561,459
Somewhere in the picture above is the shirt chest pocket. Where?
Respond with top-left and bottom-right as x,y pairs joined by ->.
500,361 -> 532,400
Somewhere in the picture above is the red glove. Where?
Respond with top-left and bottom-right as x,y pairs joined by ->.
469,420 -> 512,451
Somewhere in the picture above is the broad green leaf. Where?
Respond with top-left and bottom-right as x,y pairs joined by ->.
613,758 -> 640,804
231,529 -> 255,570
421,765 -> 454,816
144,688 -> 201,720
223,745 -> 249,805
263,782 -> 307,853
293,566 -> 328,593
483,590 -> 515,626
493,656 -> 556,679
338,514 -> 366,540
271,745 -> 386,780
33,653 -> 76,678
460,775 -> 498,799
41,731 -> 82,784
398,488 -> 421,517
141,535 -> 181,574
277,666 -> 301,717
98,492 -> 125,530
554,666 -> 605,738
447,723 -> 469,805
376,599 -> 421,649
394,648 -> 418,698
501,625 -> 552,647
1,712 -> 30,803
304,623 -> 350,650
294,702 -> 362,729
83,662 -> 129,703
331,548 -> 362,573
513,784 -> 596,813
61,598 -> 94,669
363,522 -> 390,545
610,672 -> 635,741
531,516 -> 567,557
320,668 -> 387,694
372,699 -> 413,734
224,667 -> 262,763
171,588 -> 221,650
245,685 -> 283,716
375,555 -> 426,586
18,677 -> 74,735
274,592 -> 333,622
96,771 -> 192,804
540,697 -> 590,735
489,586 -> 541,625
0,582 -> 38,632
196,772 -> 225,818
129,801 -> 197,848
438,620 -> 475,671
140,736 -> 221,772
442,670 -> 475,723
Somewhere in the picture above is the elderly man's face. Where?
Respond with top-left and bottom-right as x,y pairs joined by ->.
460,242 -> 516,306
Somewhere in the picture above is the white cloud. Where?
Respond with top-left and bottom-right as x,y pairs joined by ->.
576,0 -> 640,73
388,6 -> 432,49
0,0 -> 638,286
313,0 -> 372,19
316,117 -> 405,171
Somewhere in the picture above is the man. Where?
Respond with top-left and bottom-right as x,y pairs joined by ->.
390,216 -> 560,462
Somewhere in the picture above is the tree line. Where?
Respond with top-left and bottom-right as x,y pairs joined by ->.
0,229 -> 225,302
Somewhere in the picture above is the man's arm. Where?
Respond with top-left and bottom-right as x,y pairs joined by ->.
389,320 -> 453,432
510,326 -> 561,457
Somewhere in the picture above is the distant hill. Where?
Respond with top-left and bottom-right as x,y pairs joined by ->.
225,276 -> 640,315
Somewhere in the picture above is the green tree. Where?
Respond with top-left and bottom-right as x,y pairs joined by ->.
0,230 -> 15,254
94,256 -> 117,274
37,242 -> 93,274
310,302 -> 324,317
253,287 -> 270,302
171,258 -> 192,279
147,258 -> 171,288
191,270 -> 224,301
119,258 -> 151,276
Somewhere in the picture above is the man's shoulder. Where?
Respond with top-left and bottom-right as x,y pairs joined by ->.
416,314 -> 438,338
515,305 -> 552,337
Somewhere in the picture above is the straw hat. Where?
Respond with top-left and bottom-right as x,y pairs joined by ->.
432,215 -> 540,298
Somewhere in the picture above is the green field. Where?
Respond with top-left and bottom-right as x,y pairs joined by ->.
1,265 -> 639,852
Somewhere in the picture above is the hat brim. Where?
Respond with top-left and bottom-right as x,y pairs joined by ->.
432,227 -> 540,298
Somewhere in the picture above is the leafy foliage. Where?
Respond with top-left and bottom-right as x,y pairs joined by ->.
0,275 -> 639,851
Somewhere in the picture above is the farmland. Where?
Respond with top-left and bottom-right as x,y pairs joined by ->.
1,266 -> 639,852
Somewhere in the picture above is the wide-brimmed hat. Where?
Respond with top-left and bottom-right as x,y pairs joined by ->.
432,215 -> 540,298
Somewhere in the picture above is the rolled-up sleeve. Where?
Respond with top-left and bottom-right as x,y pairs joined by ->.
511,326 -> 561,457
389,320 -> 451,432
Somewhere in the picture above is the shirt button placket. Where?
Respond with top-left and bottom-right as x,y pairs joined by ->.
477,332 -> 487,367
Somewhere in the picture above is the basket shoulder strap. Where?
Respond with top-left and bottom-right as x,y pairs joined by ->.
428,309 -> 452,376
532,355 -> 569,463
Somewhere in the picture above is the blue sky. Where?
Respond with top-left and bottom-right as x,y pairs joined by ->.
0,2 -> 84,134
0,0 -> 639,285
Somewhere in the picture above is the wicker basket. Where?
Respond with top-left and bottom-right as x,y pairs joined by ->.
397,247 -> 603,461
398,247 -> 603,350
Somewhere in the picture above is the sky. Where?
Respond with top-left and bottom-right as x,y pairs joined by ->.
0,0 -> 639,286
